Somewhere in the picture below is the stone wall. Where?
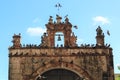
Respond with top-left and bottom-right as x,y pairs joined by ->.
9,47 -> 114,80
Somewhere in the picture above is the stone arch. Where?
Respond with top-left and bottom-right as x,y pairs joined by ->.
30,61 -> 93,80
55,32 -> 64,47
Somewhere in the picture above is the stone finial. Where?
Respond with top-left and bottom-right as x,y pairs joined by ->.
65,17 -> 69,23
56,14 -> 62,23
64,15 -> 69,23
96,26 -> 103,36
49,16 -> 53,23
96,26 -> 105,46
12,33 -> 21,48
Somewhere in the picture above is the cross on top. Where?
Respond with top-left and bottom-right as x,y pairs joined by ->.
55,3 -> 62,14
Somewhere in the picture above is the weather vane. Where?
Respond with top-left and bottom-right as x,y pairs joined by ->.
55,3 -> 62,15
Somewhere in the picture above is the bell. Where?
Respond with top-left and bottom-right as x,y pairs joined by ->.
57,35 -> 61,41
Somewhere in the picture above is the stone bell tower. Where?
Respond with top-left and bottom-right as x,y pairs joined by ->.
40,15 -> 77,48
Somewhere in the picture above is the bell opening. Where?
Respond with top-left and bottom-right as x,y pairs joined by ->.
55,32 -> 64,47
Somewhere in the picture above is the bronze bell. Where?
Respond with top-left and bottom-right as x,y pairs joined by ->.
57,35 -> 61,41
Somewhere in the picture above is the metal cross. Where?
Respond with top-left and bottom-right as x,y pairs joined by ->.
55,3 -> 62,14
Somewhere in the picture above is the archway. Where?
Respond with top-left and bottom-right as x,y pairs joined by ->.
30,60 -> 92,80
36,69 -> 85,80
55,32 -> 64,47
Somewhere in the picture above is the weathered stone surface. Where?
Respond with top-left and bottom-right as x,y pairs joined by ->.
9,16 -> 114,80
